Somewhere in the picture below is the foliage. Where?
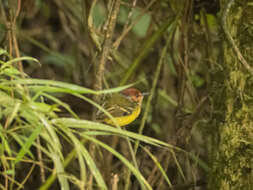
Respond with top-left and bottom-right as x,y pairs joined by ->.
0,0 -> 222,189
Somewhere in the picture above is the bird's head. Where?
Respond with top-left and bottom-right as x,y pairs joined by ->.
121,88 -> 144,105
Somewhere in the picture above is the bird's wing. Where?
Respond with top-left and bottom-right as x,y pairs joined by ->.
96,94 -> 135,119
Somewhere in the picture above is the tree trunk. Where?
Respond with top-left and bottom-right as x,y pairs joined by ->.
209,0 -> 253,189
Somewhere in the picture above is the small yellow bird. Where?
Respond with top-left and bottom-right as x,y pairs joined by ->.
97,88 -> 145,127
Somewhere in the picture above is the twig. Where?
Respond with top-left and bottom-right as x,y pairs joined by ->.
37,137 -> 46,184
17,164 -> 36,190
87,0 -> 102,51
12,0 -> 24,75
5,157 -> 53,171
113,0 -> 156,50
122,0 -> 138,34
1,156 -> 9,190
111,174 -> 119,190
175,0 -> 193,122
222,0 -> 253,75
94,0 -> 122,93
0,172 -> 24,189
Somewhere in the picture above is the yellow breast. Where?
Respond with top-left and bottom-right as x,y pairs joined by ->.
104,106 -> 141,127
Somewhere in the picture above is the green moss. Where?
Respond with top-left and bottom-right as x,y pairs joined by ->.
209,1 -> 253,189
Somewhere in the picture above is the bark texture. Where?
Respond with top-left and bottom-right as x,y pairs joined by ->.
209,0 -> 253,189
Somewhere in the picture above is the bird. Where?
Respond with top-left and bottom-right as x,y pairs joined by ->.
97,88 -> 145,127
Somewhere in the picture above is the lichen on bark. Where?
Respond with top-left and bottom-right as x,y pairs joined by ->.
209,0 -> 253,189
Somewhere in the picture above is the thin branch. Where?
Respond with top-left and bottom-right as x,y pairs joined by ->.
122,0 -> 138,33
113,0 -> 156,50
111,174 -> 119,190
17,164 -> 36,190
37,137 -> 46,183
12,0 -> 24,74
94,0 -> 122,93
1,156 -> 9,190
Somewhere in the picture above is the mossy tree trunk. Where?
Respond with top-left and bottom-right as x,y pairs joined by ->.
209,0 -> 253,189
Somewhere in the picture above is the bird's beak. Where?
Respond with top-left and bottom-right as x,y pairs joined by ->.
142,92 -> 149,96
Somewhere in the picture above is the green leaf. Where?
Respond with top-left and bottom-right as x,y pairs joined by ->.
60,125 -> 108,190
1,67 -> 21,76
83,135 -> 151,190
0,49 -> 9,57
132,8 -> 151,38
14,123 -> 43,164
4,57 -> 39,68
93,2 -> 106,27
